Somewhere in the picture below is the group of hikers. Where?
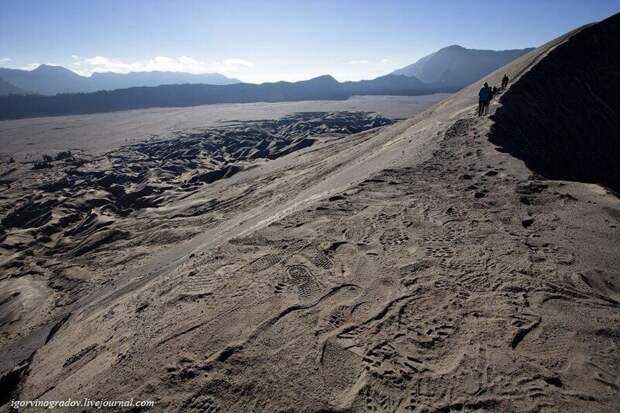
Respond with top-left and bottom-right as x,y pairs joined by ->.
478,74 -> 510,116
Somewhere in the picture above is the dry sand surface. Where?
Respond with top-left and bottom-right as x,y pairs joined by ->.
1,17 -> 620,413
0,95 -> 449,161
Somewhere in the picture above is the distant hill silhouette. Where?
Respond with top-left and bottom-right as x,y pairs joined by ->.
343,74 -> 431,95
0,65 -> 240,95
89,71 -> 239,91
0,45 -> 536,118
0,77 -> 27,95
393,45 -> 534,89
0,74 -> 451,120
0,65 -> 90,95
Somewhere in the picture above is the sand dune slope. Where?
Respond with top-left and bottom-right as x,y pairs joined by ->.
490,12 -> 620,191
3,15 -> 620,413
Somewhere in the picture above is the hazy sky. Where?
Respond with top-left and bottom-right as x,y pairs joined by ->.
1,0 -> 618,83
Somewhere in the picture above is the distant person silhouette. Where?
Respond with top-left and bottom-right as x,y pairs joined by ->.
478,82 -> 492,116
501,74 -> 509,89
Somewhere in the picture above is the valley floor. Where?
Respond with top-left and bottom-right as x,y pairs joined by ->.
0,95 -> 449,161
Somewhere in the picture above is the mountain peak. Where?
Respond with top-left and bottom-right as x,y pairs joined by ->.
32,64 -> 72,73
307,74 -> 338,83
392,45 -> 533,88
441,44 -> 466,51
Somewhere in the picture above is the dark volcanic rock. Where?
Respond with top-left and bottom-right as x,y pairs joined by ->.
1,200 -> 54,229
190,165 -> 242,184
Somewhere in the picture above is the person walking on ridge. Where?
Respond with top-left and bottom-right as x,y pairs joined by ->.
501,74 -> 509,89
478,82 -> 492,116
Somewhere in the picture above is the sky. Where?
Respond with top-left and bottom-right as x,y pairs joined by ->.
1,0 -> 618,83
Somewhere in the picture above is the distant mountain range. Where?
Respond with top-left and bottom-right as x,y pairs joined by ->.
0,74 -> 450,120
0,64 -> 240,95
0,45 -> 534,119
392,45 -> 534,88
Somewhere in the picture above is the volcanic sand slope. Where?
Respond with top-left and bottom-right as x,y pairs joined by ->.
489,13 -> 620,192
0,99 -> 445,404
0,111 -> 399,374
2,16 -> 620,413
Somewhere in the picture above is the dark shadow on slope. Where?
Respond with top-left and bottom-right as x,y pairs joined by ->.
489,12 -> 620,193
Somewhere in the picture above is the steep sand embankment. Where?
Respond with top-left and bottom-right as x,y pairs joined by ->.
490,13 -> 620,192
3,14 -> 620,413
